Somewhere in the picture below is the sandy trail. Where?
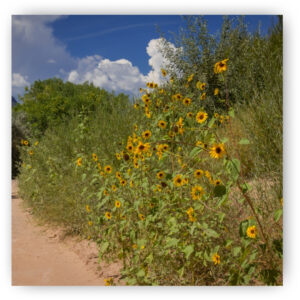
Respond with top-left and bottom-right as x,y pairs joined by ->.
11,180 -> 121,286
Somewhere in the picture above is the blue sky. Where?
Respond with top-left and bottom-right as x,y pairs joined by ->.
12,15 -> 276,99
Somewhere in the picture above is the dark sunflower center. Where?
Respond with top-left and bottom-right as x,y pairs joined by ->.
161,182 -> 167,188
124,154 -> 130,161
139,145 -> 145,150
219,62 -> 225,67
177,178 -> 182,183
216,147 -> 221,153
199,115 -> 204,119
251,229 -> 255,234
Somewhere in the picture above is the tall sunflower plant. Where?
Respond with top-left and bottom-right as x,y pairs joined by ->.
78,60 -> 281,285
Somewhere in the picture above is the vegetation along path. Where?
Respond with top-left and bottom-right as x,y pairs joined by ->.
11,180 -> 121,286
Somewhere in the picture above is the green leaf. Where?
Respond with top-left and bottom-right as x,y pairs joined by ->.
189,147 -> 202,158
208,117 -> 216,128
239,220 -> 249,237
214,185 -> 226,197
82,173 -> 87,181
178,266 -> 185,278
238,138 -> 250,145
183,244 -> 194,259
233,246 -> 241,256
274,209 -> 283,222
228,108 -> 235,118
165,237 -> 179,248
204,228 -> 219,238
137,269 -> 145,278
100,241 -> 109,253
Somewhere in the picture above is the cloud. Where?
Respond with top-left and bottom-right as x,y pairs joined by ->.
12,16 -> 179,99
12,15 -> 76,97
67,55 -> 146,96
66,38 -> 178,96
12,73 -> 29,87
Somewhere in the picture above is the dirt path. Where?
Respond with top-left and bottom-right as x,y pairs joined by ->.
11,180 -> 121,286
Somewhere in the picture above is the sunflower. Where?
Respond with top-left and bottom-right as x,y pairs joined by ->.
130,180 -> 134,188
212,253 -> 220,265
115,153 -> 121,160
209,143 -> 226,159
162,144 -> 169,151
120,179 -> 127,186
29,150 -> 34,155
172,93 -> 183,101
92,153 -> 98,161
187,112 -> 193,118
214,88 -> 219,96
196,111 -> 208,123
157,120 -> 167,129
34,141 -> 39,146
214,112 -> 219,118
191,185 -> 204,200
134,103 -> 139,109
139,88 -> 143,93
161,68 -> 167,77
115,200 -> 121,208
126,143 -> 134,152
112,185 -> 117,192
86,205 -> 90,213
104,278 -> 113,286
246,225 -> 257,239
105,211 -> 112,220
123,153 -> 130,161
157,171 -> 165,180
145,110 -> 151,118
139,213 -> 145,221
88,221 -> 93,226
103,189 -> 109,196
23,140 -> 29,146
183,97 -> 192,106
77,158 -> 82,166
196,81 -> 206,90
200,93 -> 206,100
214,58 -> 229,74
133,160 -> 139,169
142,130 -> 152,139
149,203 -> 155,208
194,169 -> 204,178
173,174 -> 184,187
104,165 -> 112,173
136,141 -> 150,154
161,181 -> 168,188
115,171 -> 121,179
215,179 -> 222,186
187,73 -> 194,82
186,207 -> 194,215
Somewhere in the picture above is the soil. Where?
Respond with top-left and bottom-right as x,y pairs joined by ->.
11,180 -> 122,286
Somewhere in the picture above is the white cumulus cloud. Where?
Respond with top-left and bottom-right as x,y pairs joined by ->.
66,38 -> 179,96
67,55 -> 147,96
12,73 -> 29,87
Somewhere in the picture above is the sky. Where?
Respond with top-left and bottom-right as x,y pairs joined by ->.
12,15 -> 277,100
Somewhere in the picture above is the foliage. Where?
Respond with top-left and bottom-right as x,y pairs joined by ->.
16,16 -> 282,286
14,78 -> 130,137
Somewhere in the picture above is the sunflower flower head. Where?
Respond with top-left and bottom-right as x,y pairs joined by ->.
214,58 -> 229,74
209,143 -> 226,159
196,111 -> 208,124
246,225 -> 257,239
212,253 -> 221,265
191,185 -> 205,200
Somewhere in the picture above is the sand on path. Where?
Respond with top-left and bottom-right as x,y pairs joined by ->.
11,180 -> 121,286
